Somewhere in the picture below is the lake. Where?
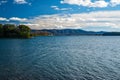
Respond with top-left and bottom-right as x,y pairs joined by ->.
0,36 -> 120,80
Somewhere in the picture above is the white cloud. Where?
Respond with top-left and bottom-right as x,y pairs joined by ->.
60,0 -> 120,8
90,0 -> 108,8
110,0 -> 120,6
23,23 -> 41,29
9,17 -> 27,22
14,0 -> 31,5
0,0 -> 7,5
51,6 -> 72,10
0,17 -> 28,22
61,0 -> 108,8
27,10 -> 120,31
0,17 -> 8,21
1,11 -> 120,31
51,6 -> 59,10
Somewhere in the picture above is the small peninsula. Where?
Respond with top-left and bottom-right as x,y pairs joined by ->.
0,24 -> 31,38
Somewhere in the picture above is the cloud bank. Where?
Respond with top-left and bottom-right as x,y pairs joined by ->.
27,11 -> 120,30
1,11 -> 120,31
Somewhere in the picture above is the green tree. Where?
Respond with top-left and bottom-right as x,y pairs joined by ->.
3,24 -> 16,37
0,24 -> 3,37
18,25 -> 31,38
0,24 -> 31,38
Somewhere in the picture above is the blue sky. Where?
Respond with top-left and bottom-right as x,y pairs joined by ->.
0,0 -> 120,31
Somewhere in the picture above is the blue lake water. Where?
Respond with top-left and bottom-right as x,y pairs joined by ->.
0,36 -> 120,80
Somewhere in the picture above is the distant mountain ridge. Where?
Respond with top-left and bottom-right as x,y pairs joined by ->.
31,29 -> 105,36
31,29 -> 120,36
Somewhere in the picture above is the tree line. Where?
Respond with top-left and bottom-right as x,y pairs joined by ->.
0,24 -> 31,38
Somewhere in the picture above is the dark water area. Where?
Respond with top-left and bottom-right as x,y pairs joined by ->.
0,36 -> 120,80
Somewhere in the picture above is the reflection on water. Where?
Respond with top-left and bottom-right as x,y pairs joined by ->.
0,36 -> 120,80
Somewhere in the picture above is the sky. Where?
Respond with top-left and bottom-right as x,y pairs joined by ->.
0,0 -> 120,31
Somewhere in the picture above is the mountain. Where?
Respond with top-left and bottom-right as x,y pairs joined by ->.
31,29 -> 120,36
31,29 -> 104,36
